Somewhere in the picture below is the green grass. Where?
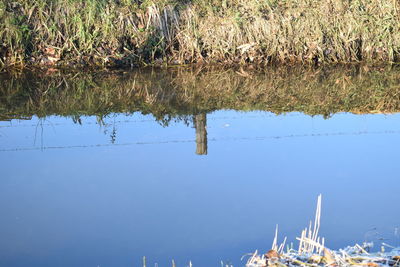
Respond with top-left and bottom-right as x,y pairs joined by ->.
1,0 -> 400,68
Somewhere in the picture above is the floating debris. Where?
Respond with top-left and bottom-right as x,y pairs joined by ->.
245,195 -> 400,267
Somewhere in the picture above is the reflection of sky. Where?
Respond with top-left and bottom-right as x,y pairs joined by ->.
0,111 -> 400,267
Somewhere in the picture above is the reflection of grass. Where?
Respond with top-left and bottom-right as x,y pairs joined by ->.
1,65 -> 400,123
1,0 -> 400,68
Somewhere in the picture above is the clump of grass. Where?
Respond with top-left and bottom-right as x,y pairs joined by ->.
176,0 -> 400,64
0,0 -> 181,68
246,195 -> 400,267
1,0 -> 400,68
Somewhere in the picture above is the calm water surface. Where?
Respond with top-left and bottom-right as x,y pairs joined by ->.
1,67 -> 400,267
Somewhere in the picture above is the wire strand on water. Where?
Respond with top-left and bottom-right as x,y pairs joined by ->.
1,130 -> 399,152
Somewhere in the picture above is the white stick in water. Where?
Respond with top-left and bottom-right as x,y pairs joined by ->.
272,224 -> 279,251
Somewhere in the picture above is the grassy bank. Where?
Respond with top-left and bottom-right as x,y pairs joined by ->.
1,0 -> 400,68
1,65 -> 400,121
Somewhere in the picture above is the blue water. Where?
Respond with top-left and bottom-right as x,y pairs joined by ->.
0,111 -> 399,267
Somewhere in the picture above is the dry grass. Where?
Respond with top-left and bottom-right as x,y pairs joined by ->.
246,195 -> 400,267
1,0 -> 400,68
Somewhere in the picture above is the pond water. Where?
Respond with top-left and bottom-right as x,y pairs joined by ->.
0,66 -> 400,267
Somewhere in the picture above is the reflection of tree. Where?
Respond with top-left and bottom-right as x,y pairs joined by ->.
110,126 -> 117,144
194,113 -> 207,155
